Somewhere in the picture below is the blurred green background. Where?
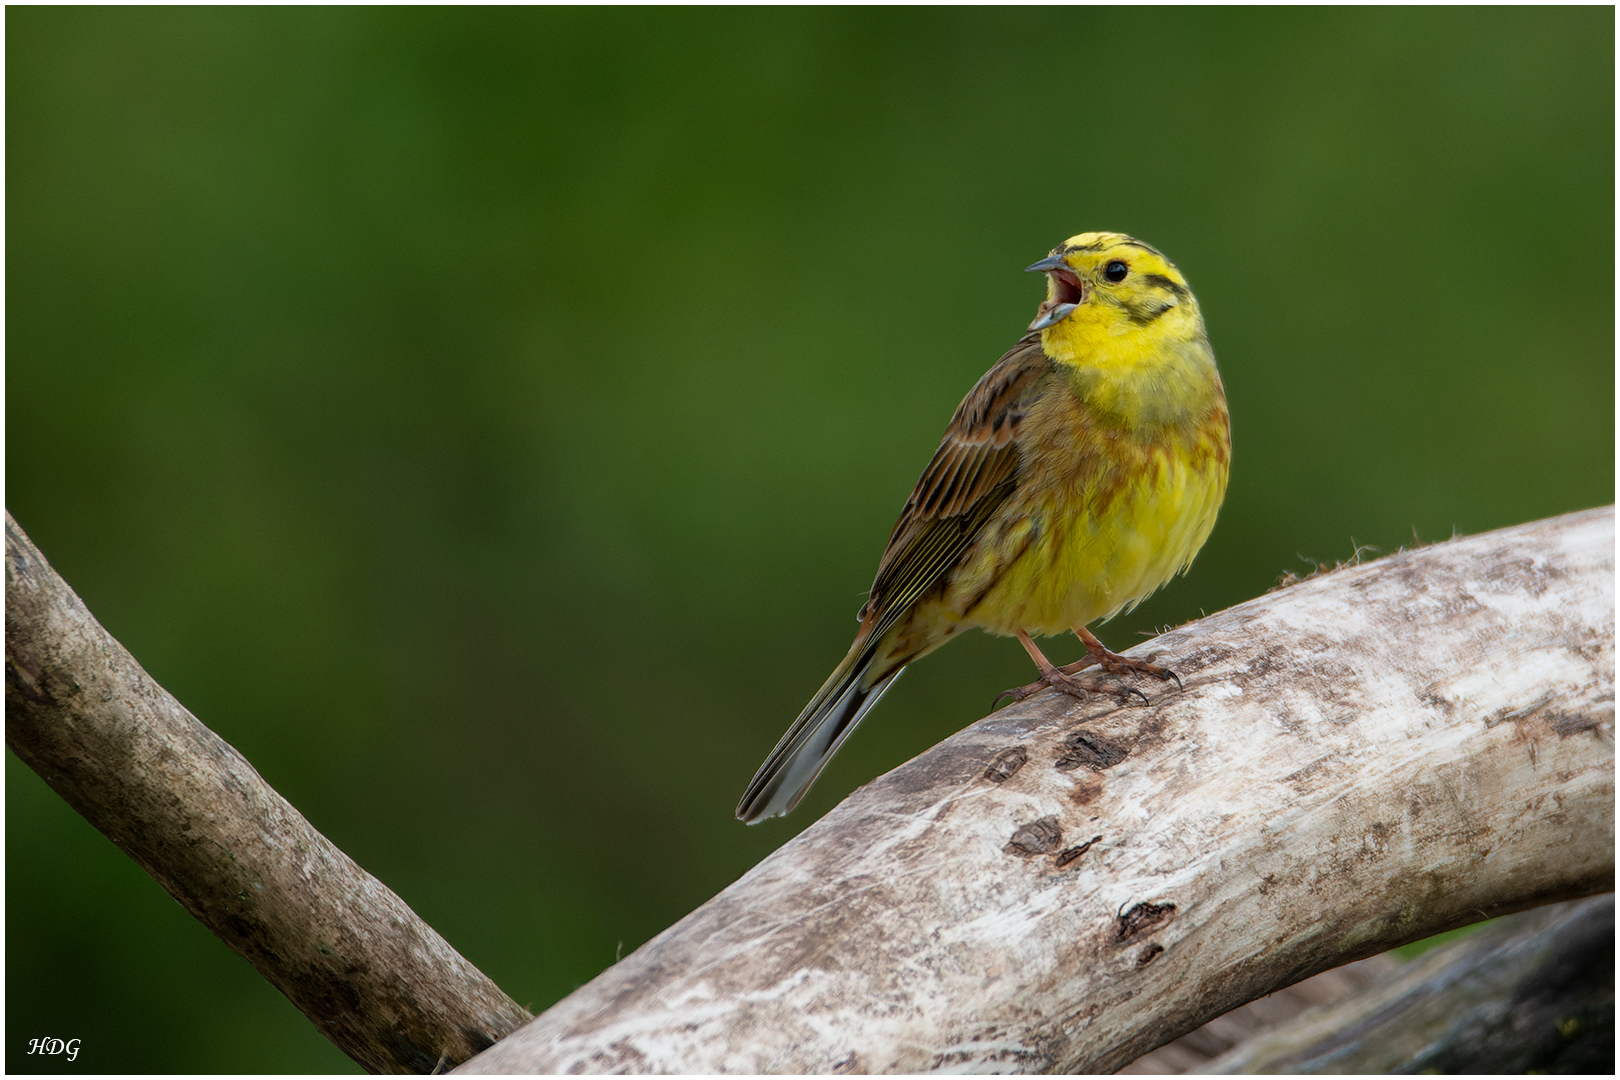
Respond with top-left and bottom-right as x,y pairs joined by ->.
6,7 -> 1612,1073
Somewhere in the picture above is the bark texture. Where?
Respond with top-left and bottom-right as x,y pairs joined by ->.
458,506 -> 1615,1075
1200,893 -> 1614,1073
5,512 -> 531,1074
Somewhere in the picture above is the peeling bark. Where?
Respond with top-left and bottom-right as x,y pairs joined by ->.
457,507 -> 1615,1075
5,512 -> 531,1074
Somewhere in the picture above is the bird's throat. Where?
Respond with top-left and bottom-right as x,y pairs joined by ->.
1042,319 -> 1222,431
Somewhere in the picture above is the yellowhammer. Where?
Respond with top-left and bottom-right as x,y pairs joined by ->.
737,232 -> 1230,823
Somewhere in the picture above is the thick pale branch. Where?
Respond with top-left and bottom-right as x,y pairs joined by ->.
4,512 -> 531,1074
459,507 -> 1615,1074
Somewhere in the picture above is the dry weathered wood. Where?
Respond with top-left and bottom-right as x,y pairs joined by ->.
458,506 -> 1615,1074
4,511 -> 532,1074
1200,893 -> 1614,1073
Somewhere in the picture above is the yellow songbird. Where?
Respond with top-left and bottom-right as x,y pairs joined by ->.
737,232 -> 1230,823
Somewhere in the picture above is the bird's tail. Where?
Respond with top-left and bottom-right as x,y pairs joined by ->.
735,639 -> 903,824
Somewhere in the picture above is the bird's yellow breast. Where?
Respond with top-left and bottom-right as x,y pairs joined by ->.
940,336 -> 1230,638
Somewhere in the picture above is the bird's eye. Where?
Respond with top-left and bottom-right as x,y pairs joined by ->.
1103,260 -> 1129,283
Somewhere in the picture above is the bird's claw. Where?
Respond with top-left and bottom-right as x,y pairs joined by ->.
995,669 -> 1151,709
1093,650 -> 1183,693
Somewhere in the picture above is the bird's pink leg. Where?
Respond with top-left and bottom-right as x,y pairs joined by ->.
1068,626 -> 1182,691
994,630 -> 1149,707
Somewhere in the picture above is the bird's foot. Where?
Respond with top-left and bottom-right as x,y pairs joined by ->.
1074,627 -> 1183,692
994,668 -> 1149,708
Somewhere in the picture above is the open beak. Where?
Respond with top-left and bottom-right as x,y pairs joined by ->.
1025,254 -> 1084,331
1024,254 -> 1069,274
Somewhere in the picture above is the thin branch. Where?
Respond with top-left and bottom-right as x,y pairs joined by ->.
456,506 -> 1615,1074
5,512 -> 531,1074
1198,893 -> 1615,1073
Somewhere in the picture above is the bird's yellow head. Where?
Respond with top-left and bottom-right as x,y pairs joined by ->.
1026,232 -> 1204,368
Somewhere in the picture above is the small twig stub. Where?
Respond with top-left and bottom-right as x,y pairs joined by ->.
983,746 -> 1029,783
1055,731 -> 1130,772
1004,816 -> 1063,856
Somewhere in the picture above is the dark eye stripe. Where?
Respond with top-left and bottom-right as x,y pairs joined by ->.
1127,301 -> 1177,326
1141,273 -> 1189,299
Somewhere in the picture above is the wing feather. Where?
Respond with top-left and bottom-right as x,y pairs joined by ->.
862,335 -> 1051,637
738,336 -> 1053,822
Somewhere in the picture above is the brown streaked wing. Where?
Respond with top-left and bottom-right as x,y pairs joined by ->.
862,335 -> 1051,637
